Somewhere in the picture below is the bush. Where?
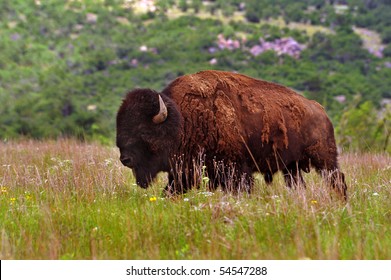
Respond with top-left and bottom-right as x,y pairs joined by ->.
336,100 -> 390,152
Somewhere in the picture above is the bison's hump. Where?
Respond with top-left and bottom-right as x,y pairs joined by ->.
164,70 -> 327,156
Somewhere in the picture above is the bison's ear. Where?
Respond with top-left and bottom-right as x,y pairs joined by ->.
152,95 -> 168,124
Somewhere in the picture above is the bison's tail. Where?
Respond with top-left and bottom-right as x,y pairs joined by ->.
331,169 -> 347,201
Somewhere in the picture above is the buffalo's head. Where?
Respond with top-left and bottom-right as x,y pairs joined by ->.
116,89 -> 182,188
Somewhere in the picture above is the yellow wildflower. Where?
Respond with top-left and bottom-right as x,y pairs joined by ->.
1,187 -> 7,194
149,196 -> 157,202
311,200 -> 318,205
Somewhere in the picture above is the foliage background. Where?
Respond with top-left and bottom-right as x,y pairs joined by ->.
0,0 -> 390,152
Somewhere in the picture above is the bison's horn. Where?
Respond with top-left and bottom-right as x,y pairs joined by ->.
152,94 -> 168,124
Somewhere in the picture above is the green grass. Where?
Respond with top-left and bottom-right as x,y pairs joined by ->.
0,140 -> 390,259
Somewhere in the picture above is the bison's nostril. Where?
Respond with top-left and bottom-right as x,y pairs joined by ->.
120,157 -> 132,167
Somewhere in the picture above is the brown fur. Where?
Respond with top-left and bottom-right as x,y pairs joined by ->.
117,70 -> 347,199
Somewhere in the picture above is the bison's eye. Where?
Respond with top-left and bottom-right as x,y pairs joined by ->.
120,155 -> 134,167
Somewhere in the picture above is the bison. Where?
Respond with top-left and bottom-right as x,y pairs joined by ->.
116,70 -> 347,199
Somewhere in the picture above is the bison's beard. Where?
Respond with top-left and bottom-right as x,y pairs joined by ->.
133,165 -> 160,189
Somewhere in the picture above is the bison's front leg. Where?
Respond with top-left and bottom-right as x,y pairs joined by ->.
283,162 -> 306,189
163,170 -> 196,196
218,163 -> 254,194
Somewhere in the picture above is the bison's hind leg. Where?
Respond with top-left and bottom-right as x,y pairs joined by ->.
306,147 -> 347,200
283,162 -> 306,189
264,171 -> 273,185
322,169 -> 348,201
311,160 -> 348,201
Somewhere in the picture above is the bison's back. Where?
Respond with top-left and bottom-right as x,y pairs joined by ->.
163,70 -> 335,168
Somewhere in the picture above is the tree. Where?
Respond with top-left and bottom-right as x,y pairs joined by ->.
190,0 -> 202,14
178,0 -> 188,12
336,100 -> 390,152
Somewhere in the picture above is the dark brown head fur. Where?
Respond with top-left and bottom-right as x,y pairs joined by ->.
116,88 -> 182,188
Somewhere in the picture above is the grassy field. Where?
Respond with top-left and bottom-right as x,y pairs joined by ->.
0,140 -> 390,260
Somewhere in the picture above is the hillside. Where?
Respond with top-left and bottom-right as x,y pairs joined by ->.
0,0 -> 390,151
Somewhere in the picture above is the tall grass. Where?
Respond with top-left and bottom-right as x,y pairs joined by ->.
0,140 -> 390,259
